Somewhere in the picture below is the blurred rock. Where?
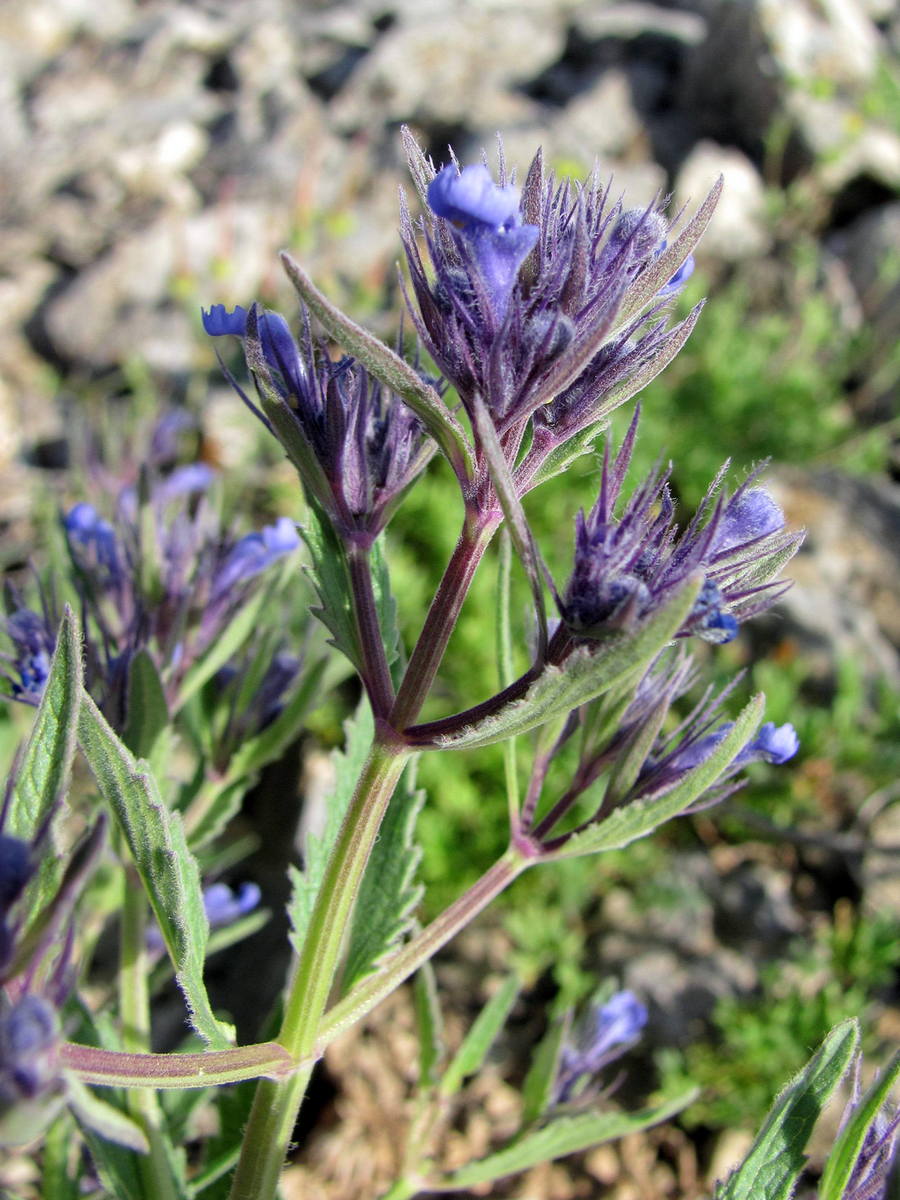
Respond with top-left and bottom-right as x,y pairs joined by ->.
677,142 -> 771,260
767,468 -> 900,686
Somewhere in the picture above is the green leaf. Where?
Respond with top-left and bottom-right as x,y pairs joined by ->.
122,648 -> 170,759
413,962 -> 445,1089
74,1117 -> 145,1200
341,758 -> 424,994
8,606 -> 82,845
521,1013 -> 570,1127
301,506 -> 361,672
818,1049 -> 900,1200
553,694 -> 766,859
41,1112 -> 82,1200
433,1087 -> 697,1190
439,975 -> 520,1098
288,702 -> 374,956
430,576 -> 701,751
280,251 -> 474,485
716,1018 -> 860,1200
66,1077 -> 150,1154
78,692 -> 232,1048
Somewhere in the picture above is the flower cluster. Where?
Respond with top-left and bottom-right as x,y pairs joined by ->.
400,131 -> 704,476
2,437 -> 300,721
559,412 -> 800,645
202,305 -> 431,547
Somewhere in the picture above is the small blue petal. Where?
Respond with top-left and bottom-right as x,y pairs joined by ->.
201,304 -> 249,337
741,721 -> 799,765
428,164 -> 521,230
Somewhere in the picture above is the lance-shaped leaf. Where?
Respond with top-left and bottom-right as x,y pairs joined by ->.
715,1018 -> 860,1200
420,576 -> 701,751
280,251 -> 474,485
8,606 -> 81,845
122,648 -> 169,760
414,962 -> 445,1089
550,694 -> 765,859
521,1012 -> 571,1126
288,702 -> 373,957
439,974 -> 521,1099
78,693 -> 232,1048
430,1087 -> 697,1190
341,757 -> 424,994
66,1078 -> 150,1154
619,176 -> 723,324
818,1049 -> 900,1200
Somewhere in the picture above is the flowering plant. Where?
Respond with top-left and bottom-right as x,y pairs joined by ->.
1,130 -> 890,1199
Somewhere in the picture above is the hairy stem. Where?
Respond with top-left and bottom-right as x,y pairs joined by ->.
347,542 -> 396,718
390,515 -> 495,729
228,740 -> 410,1200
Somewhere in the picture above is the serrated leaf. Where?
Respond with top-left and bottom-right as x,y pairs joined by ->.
8,606 -> 81,845
414,962 -> 445,1089
553,694 -> 765,859
301,506 -> 360,671
439,975 -> 520,1098
289,702 -> 374,956
716,1019 -> 860,1200
78,693 -> 232,1048
521,1013 -> 571,1127
66,1077 -> 150,1154
341,757 -> 424,994
122,648 -> 169,759
280,251 -> 474,485
434,1087 -> 697,1190
427,576 -> 700,751
818,1049 -> 900,1200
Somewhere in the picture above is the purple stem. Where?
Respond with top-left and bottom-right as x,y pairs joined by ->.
347,543 -> 396,720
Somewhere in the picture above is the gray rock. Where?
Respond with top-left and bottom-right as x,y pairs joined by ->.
766,468 -> 900,686
676,142 -> 771,260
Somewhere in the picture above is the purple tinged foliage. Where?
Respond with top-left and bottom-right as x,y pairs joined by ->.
554,990 -> 648,1103
401,133 -> 703,464
559,412 -> 801,644
202,305 -> 430,545
839,1060 -> 900,1200
0,994 -> 60,1106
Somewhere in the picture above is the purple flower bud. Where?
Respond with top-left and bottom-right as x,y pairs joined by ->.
0,836 -> 31,912
201,304 -> 249,337
1,610 -> 55,704
736,721 -> 800,766
63,503 -> 122,586
713,487 -> 784,555
555,990 -> 648,1103
0,995 -> 59,1105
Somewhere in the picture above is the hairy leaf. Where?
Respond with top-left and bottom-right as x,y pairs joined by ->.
434,1088 -> 697,1189
716,1019 -> 860,1200
429,576 -> 700,751
341,758 -> 424,994
78,693 -> 232,1048
301,506 -> 361,672
440,975 -> 520,1098
818,1049 -> 900,1200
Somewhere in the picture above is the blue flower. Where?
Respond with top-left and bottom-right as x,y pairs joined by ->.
63,503 -> 122,587
1,610 -> 56,704
427,164 -> 539,324
0,994 -> 60,1107
554,990 -> 648,1103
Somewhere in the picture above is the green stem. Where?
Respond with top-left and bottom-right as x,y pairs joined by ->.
119,871 -> 180,1200
228,740 -> 410,1200
316,849 -> 529,1053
